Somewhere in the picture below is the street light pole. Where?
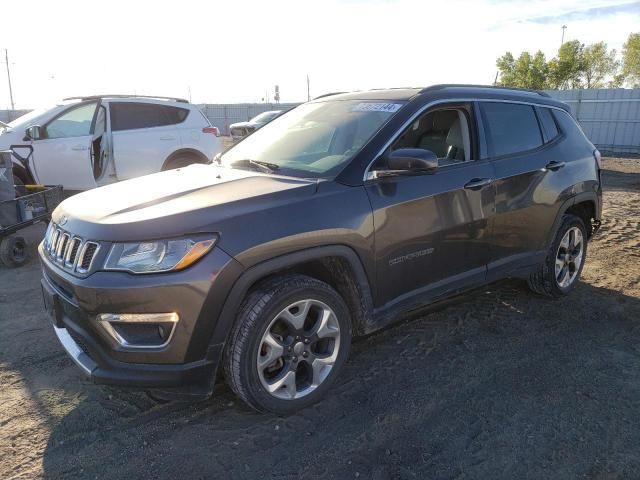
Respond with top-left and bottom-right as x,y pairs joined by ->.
561,25 -> 567,47
4,49 -> 15,110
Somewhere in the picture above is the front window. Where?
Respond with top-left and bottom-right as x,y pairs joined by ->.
45,102 -> 98,139
221,100 -> 404,178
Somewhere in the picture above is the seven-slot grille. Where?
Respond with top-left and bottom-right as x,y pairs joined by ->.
44,223 -> 100,274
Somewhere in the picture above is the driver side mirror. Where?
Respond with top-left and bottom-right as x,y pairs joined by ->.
24,125 -> 42,141
374,148 -> 438,178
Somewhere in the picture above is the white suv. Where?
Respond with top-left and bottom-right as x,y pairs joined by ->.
0,95 -> 223,191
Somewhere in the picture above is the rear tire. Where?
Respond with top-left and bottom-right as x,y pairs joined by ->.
528,214 -> 587,298
224,274 -> 352,415
164,154 -> 201,170
0,236 -> 28,268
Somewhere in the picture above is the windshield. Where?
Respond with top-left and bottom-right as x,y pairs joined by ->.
250,111 -> 280,123
222,100 -> 404,178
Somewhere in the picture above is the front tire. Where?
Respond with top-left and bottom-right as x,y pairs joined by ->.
224,274 -> 352,415
0,236 -> 28,268
528,214 -> 587,298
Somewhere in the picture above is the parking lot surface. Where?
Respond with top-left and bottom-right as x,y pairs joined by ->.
1,158 -> 639,480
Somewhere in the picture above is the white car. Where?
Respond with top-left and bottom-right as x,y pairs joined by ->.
0,95 -> 223,191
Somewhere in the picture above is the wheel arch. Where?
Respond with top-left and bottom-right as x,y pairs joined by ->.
161,148 -> 209,170
546,192 -> 600,249
208,245 -> 375,350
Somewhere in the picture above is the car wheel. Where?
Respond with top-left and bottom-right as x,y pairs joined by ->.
528,214 -> 587,298
164,155 -> 201,170
0,235 -> 28,268
224,274 -> 352,415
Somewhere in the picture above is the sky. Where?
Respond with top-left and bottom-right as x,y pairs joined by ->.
1,0 -> 639,109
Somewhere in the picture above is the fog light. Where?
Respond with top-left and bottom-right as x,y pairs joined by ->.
97,313 -> 179,348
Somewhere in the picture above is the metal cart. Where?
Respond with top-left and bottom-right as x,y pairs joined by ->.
0,146 -> 63,268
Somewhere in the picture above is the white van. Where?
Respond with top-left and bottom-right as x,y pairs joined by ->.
0,95 -> 223,191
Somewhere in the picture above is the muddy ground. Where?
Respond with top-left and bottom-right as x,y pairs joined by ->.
1,158 -> 639,480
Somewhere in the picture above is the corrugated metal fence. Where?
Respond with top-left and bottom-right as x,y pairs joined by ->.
545,89 -> 639,157
2,89 -> 638,156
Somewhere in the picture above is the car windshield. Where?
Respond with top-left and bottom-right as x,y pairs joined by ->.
222,100 -> 404,178
250,112 -> 279,123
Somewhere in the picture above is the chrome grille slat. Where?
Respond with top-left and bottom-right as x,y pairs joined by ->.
44,223 -> 100,275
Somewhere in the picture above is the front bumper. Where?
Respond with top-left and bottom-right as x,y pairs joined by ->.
39,242 -> 242,396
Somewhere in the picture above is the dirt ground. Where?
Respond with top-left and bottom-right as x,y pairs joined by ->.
1,158 -> 639,480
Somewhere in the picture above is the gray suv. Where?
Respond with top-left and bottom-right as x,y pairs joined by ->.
39,85 -> 602,414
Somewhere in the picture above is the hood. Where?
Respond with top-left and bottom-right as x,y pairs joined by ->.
230,121 -> 260,129
0,128 -> 22,148
54,164 -> 318,241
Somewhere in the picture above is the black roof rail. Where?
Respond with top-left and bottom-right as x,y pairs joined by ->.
63,94 -> 190,103
419,84 -> 550,98
313,92 -> 347,100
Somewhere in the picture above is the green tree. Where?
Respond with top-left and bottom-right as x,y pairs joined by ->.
621,32 -> 640,87
581,42 -> 619,88
548,40 -> 585,89
496,50 -> 548,89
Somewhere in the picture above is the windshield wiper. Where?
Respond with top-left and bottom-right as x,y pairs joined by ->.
230,159 -> 279,174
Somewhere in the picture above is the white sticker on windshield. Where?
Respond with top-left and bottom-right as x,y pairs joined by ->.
352,102 -> 403,113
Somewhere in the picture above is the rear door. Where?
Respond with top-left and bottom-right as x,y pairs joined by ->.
479,101 -> 566,278
109,102 -> 183,180
366,103 -> 495,307
31,101 -> 98,190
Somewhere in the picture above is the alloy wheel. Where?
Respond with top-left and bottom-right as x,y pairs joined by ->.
257,299 -> 340,400
555,226 -> 584,288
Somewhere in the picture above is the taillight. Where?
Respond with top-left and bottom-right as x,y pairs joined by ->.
593,149 -> 603,169
203,127 -> 220,137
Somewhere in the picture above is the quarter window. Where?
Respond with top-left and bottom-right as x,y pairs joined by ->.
45,102 -> 98,139
537,107 -> 560,142
110,103 -> 189,131
480,102 -> 543,157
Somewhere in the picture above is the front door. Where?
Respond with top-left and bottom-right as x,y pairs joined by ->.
366,104 -> 495,307
31,101 -> 98,190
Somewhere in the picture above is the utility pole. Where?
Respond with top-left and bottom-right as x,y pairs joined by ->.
306,74 -> 310,102
561,25 -> 567,47
4,49 -> 15,110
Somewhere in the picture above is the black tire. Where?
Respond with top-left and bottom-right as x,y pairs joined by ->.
224,274 -> 352,415
528,214 -> 587,298
164,155 -> 201,170
0,236 -> 28,268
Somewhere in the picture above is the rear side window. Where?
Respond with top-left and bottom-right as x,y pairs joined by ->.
480,102 -> 543,157
110,103 -> 189,131
552,109 -> 590,144
537,107 -> 559,142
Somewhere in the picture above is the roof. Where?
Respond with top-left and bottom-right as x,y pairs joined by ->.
63,94 -> 189,103
312,84 -> 568,110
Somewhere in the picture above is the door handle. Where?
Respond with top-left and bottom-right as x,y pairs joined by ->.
160,136 -> 176,141
545,161 -> 565,171
464,178 -> 493,190
71,145 -> 88,151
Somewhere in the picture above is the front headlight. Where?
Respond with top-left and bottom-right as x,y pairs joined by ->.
104,236 -> 216,274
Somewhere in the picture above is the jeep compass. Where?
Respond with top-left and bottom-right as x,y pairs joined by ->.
39,85 -> 602,414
